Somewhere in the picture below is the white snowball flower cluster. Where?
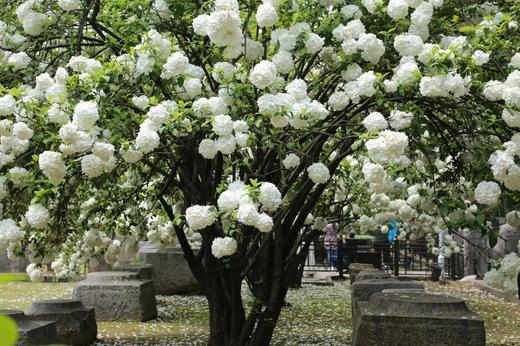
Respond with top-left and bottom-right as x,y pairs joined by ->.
199,116 -> 249,159
270,22 -> 312,52
258,79 -> 329,129
505,210 -> 520,228
328,71 -> 379,112
72,101 -> 99,131
502,109 -> 520,128
7,52 -> 31,71
16,0 -> 50,36
282,153 -> 300,169
484,253 -> 520,295
217,182 -> 247,211
146,219 -> 177,248
483,70 -> 520,108
474,181 -> 501,206
161,52 -> 190,79
510,53 -> 520,69
104,239 -> 121,265
361,161 -> 389,193
0,95 -> 16,116
307,163 -> 330,184
217,181 -> 279,233
393,33 -> 424,57
0,218 -> 23,249
26,263 -> 43,282
134,101 -> 176,155
432,234 -> 461,258
472,50 -> 490,66
32,69 -> 69,102
387,0 -> 409,20
67,56 -> 102,74
58,0 -> 80,11
0,118 -> 34,168
366,131 -> 409,167
337,28 -> 386,65
250,60 -> 278,89
152,0 -> 172,20
25,204 -> 50,229
362,112 -> 388,132
39,151 -> 66,183
212,62 -> 236,83
256,1 -> 278,28
259,182 -> 282,211
211,237 -> 237,259
81,142 -> 116,178
341,5 -> 362,20
185,205 -> 216,231
419,73 -> 471,98
50,254 -> 70,279
7,167 -> 31,187
131,95 -> 150,110
361,0 -> 382,14
192,97 -> 229,118
272,51 -> 295,75
389,110 -> 413,129
193,0 -> 242,48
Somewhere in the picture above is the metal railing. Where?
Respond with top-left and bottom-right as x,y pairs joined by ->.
304,238 -> 465,279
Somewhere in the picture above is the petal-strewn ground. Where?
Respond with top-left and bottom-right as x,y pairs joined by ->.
0,279 -> 518,345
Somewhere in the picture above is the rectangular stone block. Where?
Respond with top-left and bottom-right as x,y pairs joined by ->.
353,291 -> 485,346
25,299 -> 97,346
73,271 -> 157,322
138,243 -> 201,295
2,310 -> 57,346
351,278 -> 424,341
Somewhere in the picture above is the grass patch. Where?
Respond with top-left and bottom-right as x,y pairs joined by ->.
0,273 -> 29,283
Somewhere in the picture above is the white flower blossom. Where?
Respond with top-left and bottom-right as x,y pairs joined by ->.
307,163 -> 330,184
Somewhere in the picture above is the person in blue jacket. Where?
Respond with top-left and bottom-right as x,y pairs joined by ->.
388,219 -> 398,244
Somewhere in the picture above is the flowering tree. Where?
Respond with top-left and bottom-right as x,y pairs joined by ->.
1,0 -> 520,344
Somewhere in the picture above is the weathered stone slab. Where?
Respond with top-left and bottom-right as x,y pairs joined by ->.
2,309 -> 58,346
351,278 -> 425,341
113,264 -> 154,280
353,291 -> 485,346
25,299 -> 97,346
463,229 -> 489,277
348,263 -> 376,284
138,243 -> 201,295
73,271 -> 157,322
493,224 -> 520,258
355,269 -> 389,283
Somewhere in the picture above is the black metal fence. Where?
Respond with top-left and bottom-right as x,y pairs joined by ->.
304,238 -> 465,279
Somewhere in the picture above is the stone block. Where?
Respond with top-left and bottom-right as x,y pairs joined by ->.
355,269 -> 389,283
138,243 -> 201,295
73,271 -> 157,322
113,263 -> 154,280
25,299 -> 97,346
353,291 -> 485,346
351,278 -> 424,340
348,263 -> 376,284
2,309 -> 57,346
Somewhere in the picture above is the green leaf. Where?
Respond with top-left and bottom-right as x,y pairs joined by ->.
0,315 -> 19,346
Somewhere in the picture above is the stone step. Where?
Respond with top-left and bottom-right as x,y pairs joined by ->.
2,309 -> 58,346
25,299 -> 97,346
